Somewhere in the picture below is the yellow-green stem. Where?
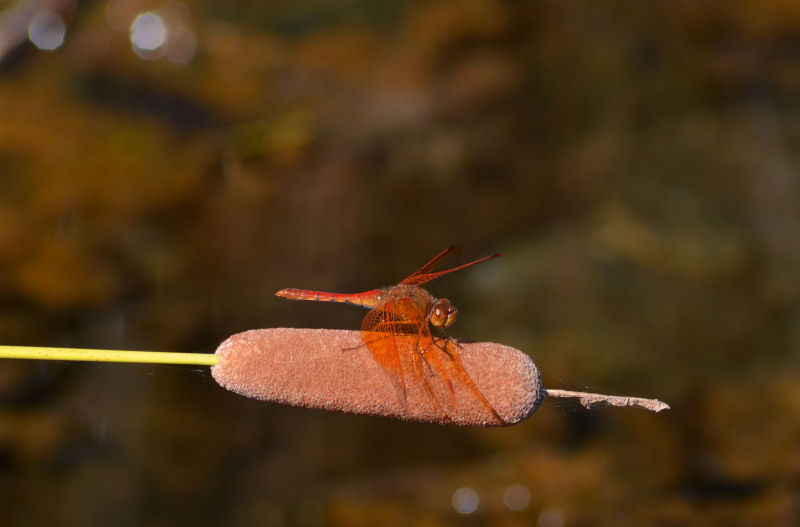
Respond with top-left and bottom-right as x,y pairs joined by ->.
0,345 -> 219,366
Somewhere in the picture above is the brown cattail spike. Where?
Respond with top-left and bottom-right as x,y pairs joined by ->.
211,328 -> 543,427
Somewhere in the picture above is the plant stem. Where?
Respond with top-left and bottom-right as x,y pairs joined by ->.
544,388 -> 669,412
0,345 -> 219,366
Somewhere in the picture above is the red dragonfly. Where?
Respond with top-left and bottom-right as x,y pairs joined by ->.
276,246 -> 504,424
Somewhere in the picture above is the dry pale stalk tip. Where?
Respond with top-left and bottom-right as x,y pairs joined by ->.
544,388 -> 670,413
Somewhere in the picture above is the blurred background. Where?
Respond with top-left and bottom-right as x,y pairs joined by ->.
1,0 -> 799,525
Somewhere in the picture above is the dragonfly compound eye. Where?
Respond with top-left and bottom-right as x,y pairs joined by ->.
430,299 -> 457,328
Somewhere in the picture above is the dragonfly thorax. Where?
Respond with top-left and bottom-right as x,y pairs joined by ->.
385,284 -> 455,327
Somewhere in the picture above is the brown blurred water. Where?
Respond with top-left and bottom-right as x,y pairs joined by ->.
1,1 -> 799,525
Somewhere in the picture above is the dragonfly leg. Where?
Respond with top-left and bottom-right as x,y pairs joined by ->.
430,327 -> 460,359
340,341 -> 366,353
413,332 -> 437,379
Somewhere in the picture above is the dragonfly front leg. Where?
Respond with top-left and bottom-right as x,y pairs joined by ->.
430,326 -> 461,359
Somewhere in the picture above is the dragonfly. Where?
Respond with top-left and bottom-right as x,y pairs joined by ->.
275,246 -> 504,424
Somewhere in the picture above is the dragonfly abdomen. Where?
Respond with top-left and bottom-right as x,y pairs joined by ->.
275,288 -> 384,308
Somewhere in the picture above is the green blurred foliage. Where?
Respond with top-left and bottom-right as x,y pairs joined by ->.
1,0 -> 799,525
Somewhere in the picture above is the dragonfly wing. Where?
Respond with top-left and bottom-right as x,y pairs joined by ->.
402,248 -> 503,286
396,308 -> 452,418
361,301 -> 409,414
363,306 -> 504,424
361,296 -> 452,418
440,339 -> 505,424
400,246 -> 460,284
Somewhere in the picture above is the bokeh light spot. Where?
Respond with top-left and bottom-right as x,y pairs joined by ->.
28,11 -> 66,51
130,12 -> 167,57
166,26 -> 197,65
537,506 -> 565,527
503,483 -> 531,511
451,487 -> 479,514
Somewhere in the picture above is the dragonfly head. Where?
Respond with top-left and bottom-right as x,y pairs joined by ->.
429,298 -> 457,328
